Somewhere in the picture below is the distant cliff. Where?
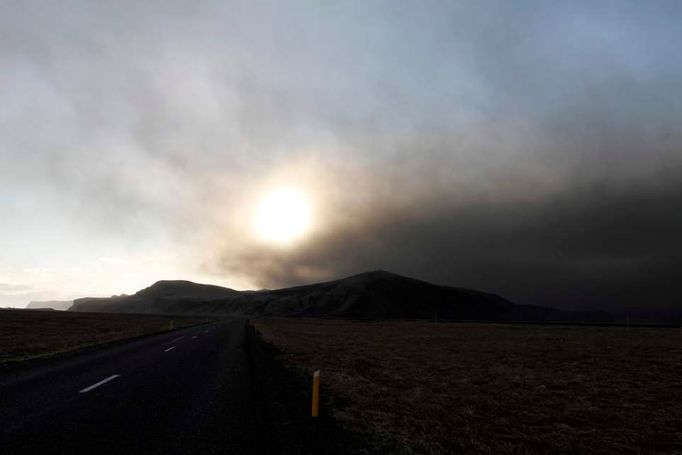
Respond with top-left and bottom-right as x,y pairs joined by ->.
70,271 -> 612,323
26,300 -> 73,311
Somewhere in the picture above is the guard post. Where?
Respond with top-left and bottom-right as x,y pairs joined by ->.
311,370 -> 320,417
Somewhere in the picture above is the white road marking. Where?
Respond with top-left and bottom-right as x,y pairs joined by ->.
191,336 -> 197,339
164,346 -> 176,352
79,375 -> 120,393
170,336 -> 184,343
203,330 -> 209,333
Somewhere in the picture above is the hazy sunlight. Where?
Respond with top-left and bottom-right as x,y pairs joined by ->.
253,187 -> 313,246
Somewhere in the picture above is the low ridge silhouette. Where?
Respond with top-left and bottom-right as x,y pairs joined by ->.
70,270 -> 611,322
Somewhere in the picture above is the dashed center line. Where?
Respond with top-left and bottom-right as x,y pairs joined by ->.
164,346 -> 176,352
79,375 -> 120,393
170,336 -> 184,343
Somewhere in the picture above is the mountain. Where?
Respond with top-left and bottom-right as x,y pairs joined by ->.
26,300 -> 73,311
70,270 -> 612,322
69,280 -> 240,314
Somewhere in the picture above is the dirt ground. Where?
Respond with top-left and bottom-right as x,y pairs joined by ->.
254,319 -> 682,454
0,309 -> 206,365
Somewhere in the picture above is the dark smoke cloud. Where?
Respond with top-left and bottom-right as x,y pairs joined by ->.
216,162 -> 682,311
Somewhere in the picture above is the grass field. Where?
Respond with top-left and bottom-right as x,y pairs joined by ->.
255,319 -> 682,454
0,309 -> 206,366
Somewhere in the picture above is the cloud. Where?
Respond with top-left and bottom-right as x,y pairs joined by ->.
0,283 -> 36,294
1,1 -> 681,309
213,158 -> 682,310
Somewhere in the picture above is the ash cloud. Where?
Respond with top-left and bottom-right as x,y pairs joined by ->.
1,1 -> 681,309
216,159 -> 682,311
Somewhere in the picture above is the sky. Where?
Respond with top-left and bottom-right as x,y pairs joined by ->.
1,0 -> 681,311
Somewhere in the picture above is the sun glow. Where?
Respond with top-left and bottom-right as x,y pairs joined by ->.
254,187 -> 313,246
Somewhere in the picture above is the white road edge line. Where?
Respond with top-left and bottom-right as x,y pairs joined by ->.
165,346 -> 176,352
79,375 -> 121,393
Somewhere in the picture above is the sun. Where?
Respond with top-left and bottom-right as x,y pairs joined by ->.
254,187 -> 313,246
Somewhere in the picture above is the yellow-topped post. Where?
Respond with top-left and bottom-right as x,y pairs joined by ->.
311,370 -> 320,417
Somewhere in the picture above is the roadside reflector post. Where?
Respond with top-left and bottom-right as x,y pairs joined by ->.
311,370 -> 321,417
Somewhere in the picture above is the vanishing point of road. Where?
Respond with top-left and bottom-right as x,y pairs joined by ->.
0,319 -> 273,454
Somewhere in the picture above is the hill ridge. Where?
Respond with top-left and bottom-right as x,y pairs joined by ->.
70,270 -> 611,323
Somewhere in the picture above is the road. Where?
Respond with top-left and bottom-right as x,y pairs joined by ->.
0,319 -> 273,454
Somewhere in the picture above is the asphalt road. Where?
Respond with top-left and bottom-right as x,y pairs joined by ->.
0,319 -> 273,455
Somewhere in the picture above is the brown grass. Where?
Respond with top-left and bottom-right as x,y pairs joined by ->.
255,319 -> 682,454
0,309 -> 206,365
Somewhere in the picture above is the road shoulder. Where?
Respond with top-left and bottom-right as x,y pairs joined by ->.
245,321 -> 379,455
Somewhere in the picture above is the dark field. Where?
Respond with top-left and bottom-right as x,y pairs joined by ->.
255,319 -> 682,454
0,309 -> 206,366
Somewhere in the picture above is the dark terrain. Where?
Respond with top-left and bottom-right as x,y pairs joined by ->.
0,320 -> 275,455
3,295 -> 679,454
0,309 -> 204,366
71,270 -> 612,323
256,319 -> 682,454
0,312 -> 353,455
